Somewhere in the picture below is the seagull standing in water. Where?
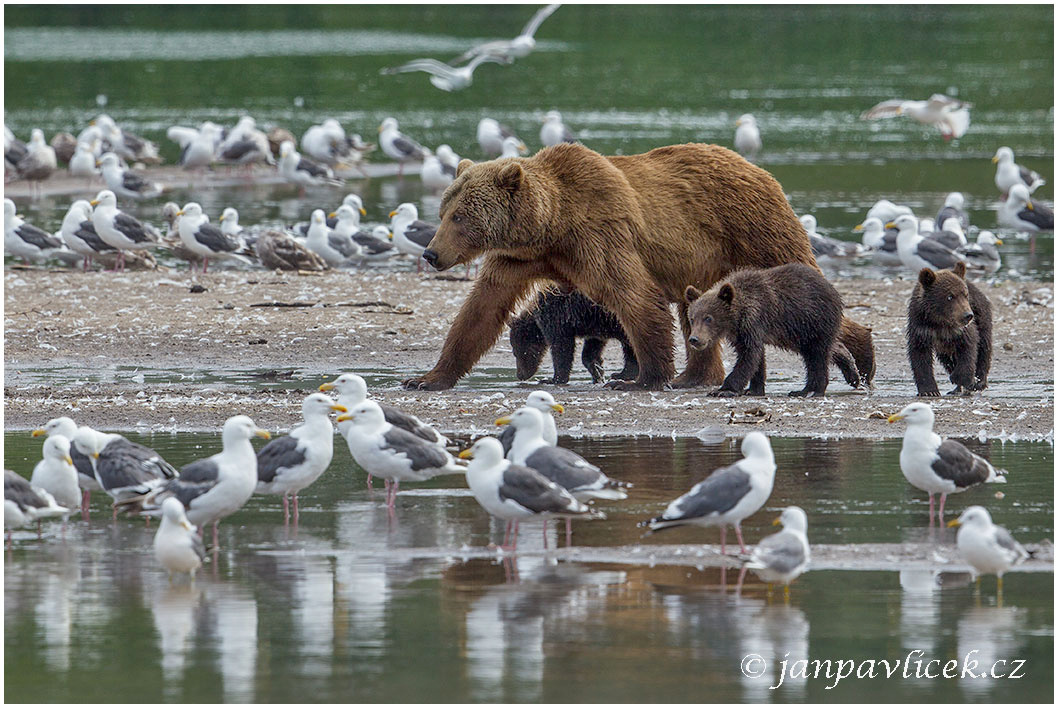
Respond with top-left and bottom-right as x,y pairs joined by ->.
998,184 -> 1053,234
378,118 -> 428,177
992,146 -> 1045,198
741,506 -> 811,600
734,114 -> 762,159
154,498 -> 206,582
477,118 -> 523,157
947,506 -> 1029,597
98,152 -> 162,200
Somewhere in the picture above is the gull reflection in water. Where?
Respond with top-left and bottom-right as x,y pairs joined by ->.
956,604 -> 1024,696
150,580 -> 203,700
209,584 -> 258,702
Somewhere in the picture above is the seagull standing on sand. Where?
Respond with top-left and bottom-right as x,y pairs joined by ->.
176,202 -> 251,272
459,436 -> 594,552
219,207 -> 244,238
860,93 -> 972,140
888,402 -> 1007,525
947,506 -> 1029,595
5,198 -> 62,262
31,417 -> 100,517
644,432 -> 776,554
15,128 -> 58,196
254,393 -> 347,525
998,184 -> 1053,234
306,208 -> 360,266
388,202 -> 437,271
992,146 -> 1045,198
337,401 -> 464,512
378,118 -> 428,177
330,205 -> 395,261
98,152 -> 161,200
742,506 -> 811,600
888,214 -> 964,272
734,114 -> 762,159
69,141 -> 101,184
451,3 -> 561,63
90,189 -> 161,271
154,498 -> 206,581
957,231 -> 1003,274
381,54 -> 509,92
540,110 -> 575,146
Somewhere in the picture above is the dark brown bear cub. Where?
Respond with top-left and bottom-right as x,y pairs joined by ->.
907,261 -> 993,396
510,289 -> 638,384
684,264 -> 858,397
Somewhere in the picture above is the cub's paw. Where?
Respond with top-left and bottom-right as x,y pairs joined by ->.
605,380 -> 648,391
788,390 -> 825,398
402,377 -> 453,391
709,388 -> 740,398
946,385 -> 973,397
745,387 -> 766,397
536,377 -> 569,386
916,388 -> 941,398
669,376 -> 704,390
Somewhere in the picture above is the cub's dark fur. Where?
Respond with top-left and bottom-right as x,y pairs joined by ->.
684,264 -> 860,397
907,261 -> 993,396
509,289 -> 638,385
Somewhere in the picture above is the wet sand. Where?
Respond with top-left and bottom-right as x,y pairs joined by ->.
4,268 -> 1054,439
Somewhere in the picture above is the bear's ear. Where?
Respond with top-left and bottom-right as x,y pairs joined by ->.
718,283 -> 735,304
952,261 -> 967,279
456,159 -> 475,178
684,285 -> 702,304
918,268 -> 936,288
496,163 -> 523,193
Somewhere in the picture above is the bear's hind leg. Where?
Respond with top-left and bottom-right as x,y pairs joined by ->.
830,343 -> 862,389
610,339 -> 640,381
746,352 -> 767,397
790,342 -> 830,397
581,338 -> 606,384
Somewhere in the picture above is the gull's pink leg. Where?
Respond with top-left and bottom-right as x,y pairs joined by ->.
565,518 -> 573,547
720,526 -> 727,556
283,494 -> 290,526
81,490 -> 91,520
937,494 -> 947,524
542,520 -> 548,550
735,523 -> 747,554
212,521 -> 219,550
928,494 -> 935,527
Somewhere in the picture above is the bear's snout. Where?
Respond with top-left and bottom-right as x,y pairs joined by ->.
960,311 -> 974,325
687,335 -> 702,349
422,249 -> 439,268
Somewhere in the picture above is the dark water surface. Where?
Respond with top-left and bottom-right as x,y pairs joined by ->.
4,431 -> 1053,702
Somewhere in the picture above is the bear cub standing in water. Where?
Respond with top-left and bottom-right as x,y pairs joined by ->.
684,263 -> 859,397
906,261 -> 993,396
510,289 -> 639,385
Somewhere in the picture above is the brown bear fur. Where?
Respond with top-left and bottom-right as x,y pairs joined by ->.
907,261 -> 993,396
684,264 -> 859,397
404,141 -> 875,391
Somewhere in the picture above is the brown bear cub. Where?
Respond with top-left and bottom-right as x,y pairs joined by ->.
906,261 -> 993,397
509,289 -> 638,385
684,264 -> 859,397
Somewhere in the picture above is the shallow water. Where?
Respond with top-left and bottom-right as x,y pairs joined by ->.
4,431 -> 1053,702
4,5 -> 1054,278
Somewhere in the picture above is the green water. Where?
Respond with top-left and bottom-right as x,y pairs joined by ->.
4,431 -> 1053,702
4,5 -> 1055,277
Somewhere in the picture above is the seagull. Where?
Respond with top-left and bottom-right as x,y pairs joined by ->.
305,208 -> 360,266
337,400 -> 464,511
71,428 -> 180,518
477,118 -> 523,156
97,152 -> 161,200
800,214 -> 860,259
93,114 -> 161,164
742,506 -> 811,600
219,207 -> 244,238
947,506 -> 1029,595
176,202 -> 252,273
254,393 -> 347,525
278,140 -> 339,189
866,198 -> 914,224
992,146 -> 1045,198
498,406 -> 629,545
30,435 -> 81,511
497,390 -> 564,454
50,131 -> 78,164
540,110 -> 575,146
935,192 -> 970,232
329,205 -> 396,261
888,402 -> 1006,525
254,229 -> 328,272
734,114 -> 762,159
998,184 -> 1053,233
123,415 -> 270,550
378,118 -> 428,177
301,118 -> 349,165
644,432 -> 776,554
388,202 -> 436,271
168,122 -> 221,171
452,3 -> 561,63
15,128 -> 57,197
888,214 -> 964,272
854,217 -> 901,265
459,436 -> 594,552
320,372 -> 447,446
4,125 -> 28,174
500,136 -> 529,158
69,141 -> 101,184
421,153 -> 454,192
31,416 -> 100,517
5,470 -> 70,543
5,198 -> 62,262
217,116 -> 274,169
924,216 -> 968,251
860,93 -> 972,140
957,231 -> 1003,274
381,54 -> 509,92
153,498 -> 206,581
90,189 -> 161,270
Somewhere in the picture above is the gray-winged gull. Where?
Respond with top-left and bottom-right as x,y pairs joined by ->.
477,118 -> 522,156
743,505 -> 810,599
5,470 -> 70,542
540,110 -> 575,146
72,427 -> 180,520
15,128 -> 57,197
452,3 -> 561,63
854,217 -> 901,265
154,498 -> 206,580
176,202 -> 251,272
861,93 -> 971,140
378,117 -> 427,177
32,416 -> 101,517
4,198 -> 62,262
89,189 -> 160,271
956,231 -> 1002,274
381,54 -> 508,93
935,192 -> 970,232
278,140 -> 339,188
30,435 -> 80,511
993,146 -> 1045,197
888,214 -> 964,272
98,152 -> 161,200
305,208 -> 360,266
947,506 -> 1029,594
388,202 -> 436,271
998,184 -> 1053,233
497,390 -> 563,455
734,114 -> 762,159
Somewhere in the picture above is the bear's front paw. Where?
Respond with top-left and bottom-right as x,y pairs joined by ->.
402,376 -> 453,391
668,376 -> 703,390
609,370 -> 636,382
709,388 -> 740,398
946,385 -> 973,397
916,388 -> 941,397
745,387 -> 766,397
788,389 -> 825,398
604,380 -> 647,391
536,377 -> 569,386
973,379 -> 989,391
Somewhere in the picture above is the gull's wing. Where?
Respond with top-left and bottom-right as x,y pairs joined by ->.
521,3 -> 561,38
860,99 -> 908,120
383,59 -> 455,79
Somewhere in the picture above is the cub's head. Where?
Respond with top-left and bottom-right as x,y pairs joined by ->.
915,262 -> 974,328
684,282 -> 736,350
423,158 -> 531,271
508,311 -> 547,380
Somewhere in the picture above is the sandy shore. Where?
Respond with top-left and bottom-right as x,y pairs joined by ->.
4,268 -> 1053,439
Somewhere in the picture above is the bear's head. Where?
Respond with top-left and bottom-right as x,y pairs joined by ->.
684,282 -> 736,350
508,311 -> 548,380
915,261 -> 974,329
423,158 -> 534,271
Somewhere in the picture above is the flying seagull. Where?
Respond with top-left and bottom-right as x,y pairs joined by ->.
452,4 -> 561,63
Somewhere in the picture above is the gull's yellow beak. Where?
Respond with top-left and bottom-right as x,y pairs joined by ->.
182,520 -> 194,531
735,118 -> 743,127
458,449 -> 473,460
359,207 -> 367,216
95,160 -> 102,167
1026,201 -> 1034,211
386,231 -> 393,240
495,416 -> 512,426
328,211 -> 337,218
318,382 -> 336,392
995,238 -> 1004,245
884,221 -> 897,230
772,517 -> 782,526
377,124 -> 383,133
992,155 -> 999,164
219,214 -> 226,222
64,455 -> 74,466
853,223 -> 864,232
175,210 -> 184,217
332,404 -> 348,413
90,119 -> 96,126
550,403 -> 565,414
256,429 -> 271,439
336,413 -> 352,423
388,210 -> 398,218
946,519 -> 961,528
31,428 -> 46,437
887,413 -> 904,423
91,452 -> 100,460
89,199 -> 99,206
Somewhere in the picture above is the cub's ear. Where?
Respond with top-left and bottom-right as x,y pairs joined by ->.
496,162 -> 523,193
718,283 -> 735,304
684,285 -> 702,304
918,268 -> 936,287
951,261 -> 967,279
456,159 -> 475,178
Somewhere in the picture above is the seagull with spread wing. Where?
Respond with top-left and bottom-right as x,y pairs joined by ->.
861,93 -> 972,140
381,54 -> 510,92
452,4 -> 561,63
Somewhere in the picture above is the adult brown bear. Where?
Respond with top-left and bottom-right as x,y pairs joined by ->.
404,142 -> 874,391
